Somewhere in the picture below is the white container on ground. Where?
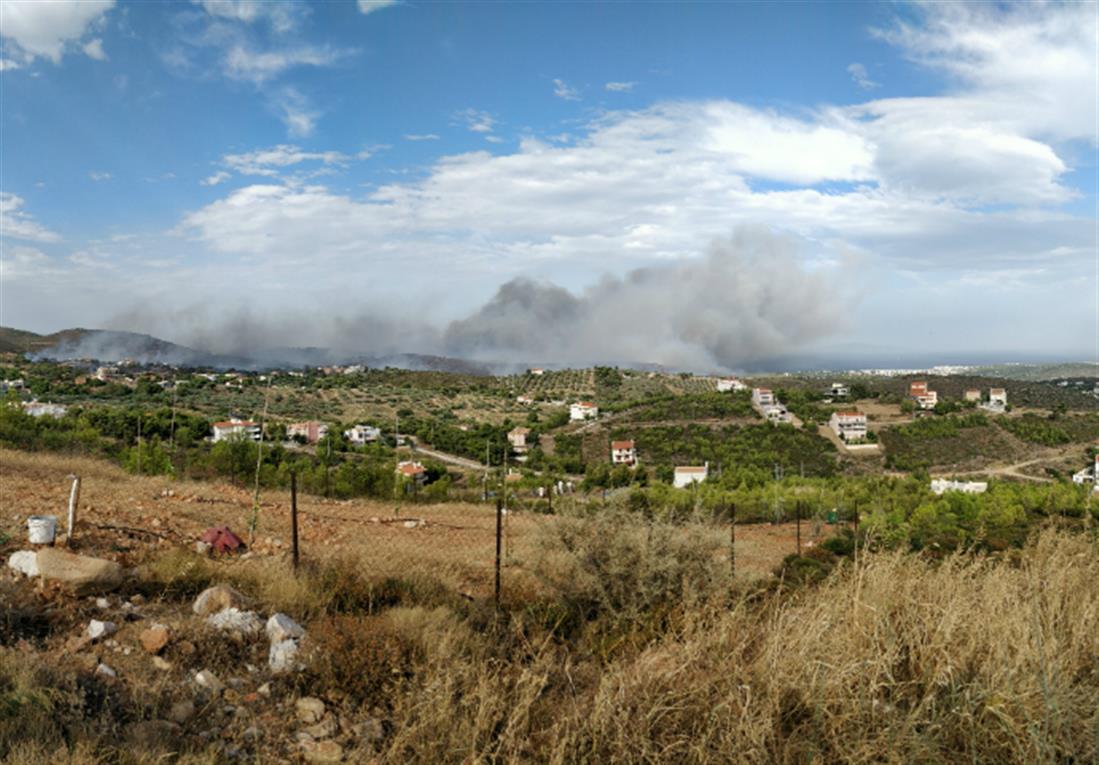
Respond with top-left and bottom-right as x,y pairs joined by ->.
27,515 -> 58,545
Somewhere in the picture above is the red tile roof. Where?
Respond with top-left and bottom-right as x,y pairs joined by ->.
611,440 -> 635,450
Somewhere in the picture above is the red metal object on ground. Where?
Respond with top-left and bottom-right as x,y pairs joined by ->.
200,526 -> 245,554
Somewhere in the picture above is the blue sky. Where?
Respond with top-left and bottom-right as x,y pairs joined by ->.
1,1 -> 1096,370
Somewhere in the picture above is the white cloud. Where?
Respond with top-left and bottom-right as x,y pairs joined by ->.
456,108 -> 495,134
0,0 -> 113,65
0,193 -> 61,243
219,145 -> 351,179
89,172 -> 112,182
846,62 -> 878,90
553,78 -> 580,101
224,44 -> 346,84
202,171 -> 232,186
484,135 -> 504,144
82,38 -> 107,61
403,134 -> 440,141
197,1 -> 303,33
604,81 -> 636,92
357,0 -> 398,15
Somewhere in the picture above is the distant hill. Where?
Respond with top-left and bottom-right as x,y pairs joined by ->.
0,326 -> 495,375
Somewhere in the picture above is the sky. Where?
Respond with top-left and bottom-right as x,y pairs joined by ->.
0,0 -> 1097,370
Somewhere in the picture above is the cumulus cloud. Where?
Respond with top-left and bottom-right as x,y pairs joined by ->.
0,193 -> 61,243
82,38 -> 107,61
201,171 -> 231,186
404,133 -> 440,141
553,78 -> 581,101
196,0 -> 304,33
846,62 -> 878,90
455,108 -> 495,134
0,0 -> 113,66
605,81 -> 636,92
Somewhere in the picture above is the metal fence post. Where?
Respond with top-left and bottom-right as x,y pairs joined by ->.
796,500 -> 802,556
729,502 -> 736,583
494,497 -> 503,612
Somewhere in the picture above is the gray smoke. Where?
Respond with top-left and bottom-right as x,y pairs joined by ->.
443,228 -> 850,370
49,228 -> 851,372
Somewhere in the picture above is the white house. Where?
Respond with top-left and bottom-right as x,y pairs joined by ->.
508,427 -> 532,452
212,419 -> 261,443
611,439 -> 637,466
22,401 -> 67,418
570,402 -> 598,421
717,378 -> 748,392
981,388 -> 1008,412
909,381 -> 938,410
829,410 -> 868,442
829,382 -> 849,398
673,464 -> 708,488
516,395 -> 534,405
964,389 -> 981,402
752,388 -> 775,407
765,406 -> 792,424
930,479 -> 988,495
344,424 -> 382,445
530,368 -> 545,376
1,378 -> 26,392
396,460 -> 427,485
287,421 -> 328,444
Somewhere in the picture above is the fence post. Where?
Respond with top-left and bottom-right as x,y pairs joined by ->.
853,502 -> 860,566
66,475 -> 80,547
729,502 -> 736,583
796,500 -> 801,556
494,497 -> 503,612
290,471 -> 300,572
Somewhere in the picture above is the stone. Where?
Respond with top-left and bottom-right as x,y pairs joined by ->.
195,541 -> 213,556
242,725 -> 263,742
206,608 -> 262,636
301,740 -> 344,764
36,548 -> 122,592
266,613 -> 305,643
96,663 -> 117,678
95,597 -> 111,609
194,669 -> 224,694
140,624 -> 171,654
125,720 -> 182,750
268,639 -> 301,673
256,682 -> 272,697
168,700 -> 195,724
350,718 -> 384,744
130,594 -> 146,605
7,550 -> 39,577
295,696 -> 326,724
192,585 -> 249,616
85,620 -> 118,641
152,656 -> 173,671
304,715 -> 338,740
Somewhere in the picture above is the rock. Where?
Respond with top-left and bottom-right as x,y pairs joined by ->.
301,739 -> 344,764
194,669 -> 224,694
95,597 -> 111,609
140,624 -> 171,654
168,700 -> 195,724
206,608 -> 262,636
350,717 -> 384,744
256,682 -> 272,697
130,594 -> 146,606
304,715 -> 338,740
152,656 -> 173,671
242,725 -> 263,742
36,548 -> 122,592
194,541 -> 213,556
192,585 -> 249,616
268,639 -> 301,673
85,620 -> 118,641
178,640 -> 196,656
295,697 -> 326,724
266,613 -> 304,643
96,663 -> 117,678
7,550 -> 39,577
125,720 -> 181,750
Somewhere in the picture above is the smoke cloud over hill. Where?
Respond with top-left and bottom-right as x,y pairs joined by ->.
58,229 -> 850,372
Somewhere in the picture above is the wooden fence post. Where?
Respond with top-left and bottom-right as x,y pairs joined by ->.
494,497 -> 503,612
729,502 -> 736,583
290,471 -> 300,572
796,500 -> 801,556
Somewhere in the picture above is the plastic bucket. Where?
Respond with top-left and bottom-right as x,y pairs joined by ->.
27,515 -> 57,545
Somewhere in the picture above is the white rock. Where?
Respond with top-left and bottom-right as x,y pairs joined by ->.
194,669 -> 224,693
95,597 -> 111,609
85,620 -> 118,641
269,639 -> 302,673
266,613 -> 304,643
96,663 -> 117,678
7,550 -> 39,577
205,607 -> 262,636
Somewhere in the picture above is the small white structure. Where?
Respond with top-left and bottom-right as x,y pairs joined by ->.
344,424 -> 382,445
964,389 -> 981,402
717,378 -> 748,393
980,387 -> 1008,412
508,427 -> 531,452
1072,456 -> 1099,491
765,406 -> 792,424
570,401 -> 598,421
829,382 -> 849,398
1,378 -> 26,391
752,388 -> 775,407
829,410 -> 868,442
287,421 -> 328,444
212,419 -> 261,443
673,463 -> 708,488
516,395 -> 534,405
930,479 -> 988,495
611,439 -> 637,466
22,401 -> 67,418
530,368 -> 545,376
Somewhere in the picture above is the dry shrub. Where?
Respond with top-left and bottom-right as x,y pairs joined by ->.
306,612 -> 423,706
